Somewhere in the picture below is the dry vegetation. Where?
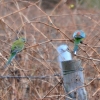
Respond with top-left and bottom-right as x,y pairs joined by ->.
0,0 -> 100,100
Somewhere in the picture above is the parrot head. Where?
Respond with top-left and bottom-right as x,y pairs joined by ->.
19,37 -> 26,42
77,32 -> 80,35
73,30 -> 86,39
75,32 -> 81,38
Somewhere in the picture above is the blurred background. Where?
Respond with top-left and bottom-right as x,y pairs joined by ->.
0,0 -> 100,100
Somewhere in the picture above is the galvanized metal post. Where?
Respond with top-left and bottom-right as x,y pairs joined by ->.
62,60 -> 87,100
57,45 -> 87,100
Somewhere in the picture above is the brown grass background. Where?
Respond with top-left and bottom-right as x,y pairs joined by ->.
0,0 -> 100,100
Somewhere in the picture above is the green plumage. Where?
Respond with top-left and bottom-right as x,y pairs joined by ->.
73,30 -> 86,54
74,38 -> 83,54
6,53 -> 17,66
4,37 -> 26,69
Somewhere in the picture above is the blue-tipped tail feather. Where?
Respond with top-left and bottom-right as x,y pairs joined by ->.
73,45 -> 78,54
4,53 -> 16,69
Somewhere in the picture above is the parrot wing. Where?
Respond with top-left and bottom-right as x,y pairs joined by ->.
11,40 -> 25,53
73,38 -> 82,54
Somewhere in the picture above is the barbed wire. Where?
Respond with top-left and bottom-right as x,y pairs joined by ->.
0,73 -> 61,79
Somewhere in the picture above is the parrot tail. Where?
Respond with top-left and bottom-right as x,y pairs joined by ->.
73,45 -> 78,54
4,53 -> 16,69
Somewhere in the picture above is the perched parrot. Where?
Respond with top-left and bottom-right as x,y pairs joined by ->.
73,30 -> 86,54
4,37 -> 26,69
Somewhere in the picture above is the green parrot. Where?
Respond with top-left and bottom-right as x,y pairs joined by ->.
73,30 -> 86,54
4,37 -> 26,69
